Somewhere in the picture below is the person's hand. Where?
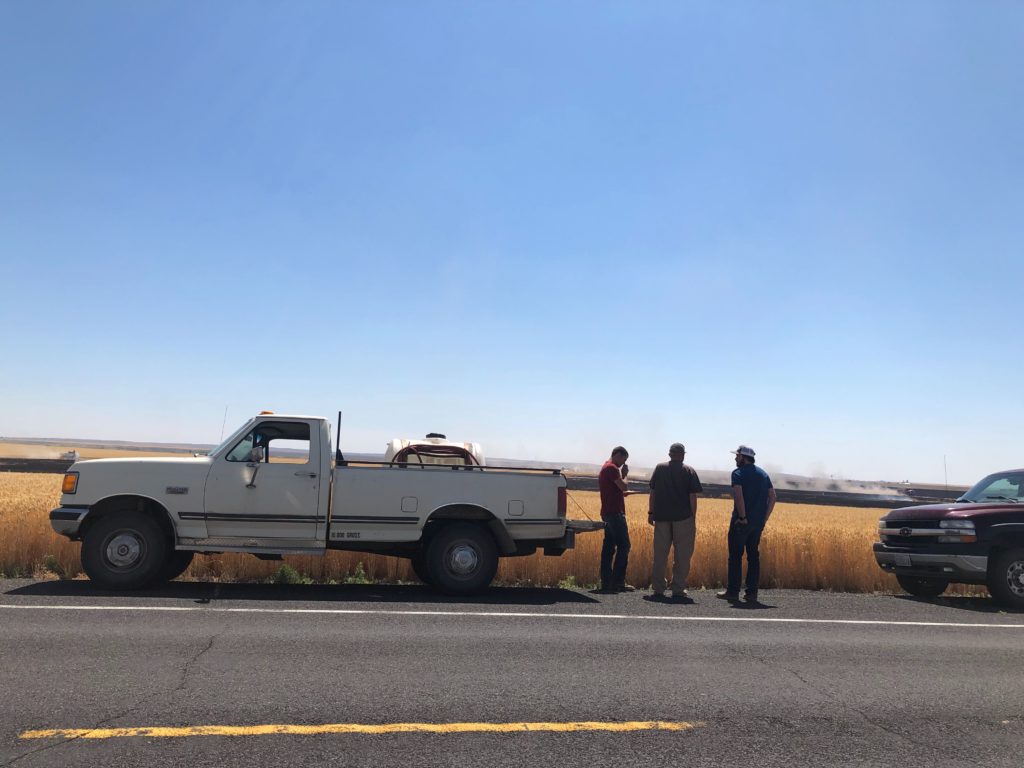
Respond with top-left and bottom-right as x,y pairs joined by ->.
647,515 -> 655,526
621,463 -> 629,479
736,515 -> 748,525
623,490 -> 635,497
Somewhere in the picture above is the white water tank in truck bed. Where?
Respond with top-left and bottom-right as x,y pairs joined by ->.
383,433 -> 485,467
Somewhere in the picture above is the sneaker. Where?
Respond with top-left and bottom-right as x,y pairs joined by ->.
716,590 -> 740,601
613,583 -> 637,592
743,591 -> 758,603
671,588 -> 690,598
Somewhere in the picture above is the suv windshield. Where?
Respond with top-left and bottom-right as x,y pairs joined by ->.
959,471 -> 1024,503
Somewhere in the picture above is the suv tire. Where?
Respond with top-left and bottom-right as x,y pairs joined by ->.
988,547 -> 1024,609
896,575 -> 949,598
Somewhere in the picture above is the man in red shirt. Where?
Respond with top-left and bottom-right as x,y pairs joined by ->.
598,446 -> 634,592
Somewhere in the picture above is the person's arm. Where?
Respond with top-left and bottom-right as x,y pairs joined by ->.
690,493 -> 698,519
614,472 -> 632,495
765,488 -> 777,524
731,485 -> 747,523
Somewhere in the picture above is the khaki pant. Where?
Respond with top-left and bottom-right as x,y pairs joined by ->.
651,517 -> 696,593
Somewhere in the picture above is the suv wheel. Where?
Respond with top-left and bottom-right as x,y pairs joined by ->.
896,575 -> 949,598
988,548 -> 1024,609
425,522 -> 498,595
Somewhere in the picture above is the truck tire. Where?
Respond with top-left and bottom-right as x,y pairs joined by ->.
425,522 -> 498,595
81,512 -> 168,590
896,575 -> 949,598
156,550 -> 195,584
410,551 -> 432,586
987,548 -> 1024,609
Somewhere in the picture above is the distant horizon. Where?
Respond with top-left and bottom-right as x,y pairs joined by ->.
0,435 -> 973,489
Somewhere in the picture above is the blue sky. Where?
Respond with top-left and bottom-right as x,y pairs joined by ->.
1,2 -> 1021,484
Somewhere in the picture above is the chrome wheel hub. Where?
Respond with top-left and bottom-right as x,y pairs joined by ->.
448,545 -> 479,575
1008,561 -> 1024,596
105,532 -> 143,569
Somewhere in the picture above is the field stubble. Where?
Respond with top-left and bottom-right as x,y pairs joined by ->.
0,472 -> 968,594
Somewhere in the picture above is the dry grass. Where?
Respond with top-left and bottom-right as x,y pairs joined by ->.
0,473 -> 977,594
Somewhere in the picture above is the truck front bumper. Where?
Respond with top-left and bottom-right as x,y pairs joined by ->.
873,543 -> 989,583
50,507 -> 89,539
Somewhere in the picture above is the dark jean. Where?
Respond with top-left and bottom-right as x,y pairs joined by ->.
600,513 -> 631,588
727,521 -> 764,596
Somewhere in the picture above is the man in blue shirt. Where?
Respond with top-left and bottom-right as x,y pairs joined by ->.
717,445 -> 777,603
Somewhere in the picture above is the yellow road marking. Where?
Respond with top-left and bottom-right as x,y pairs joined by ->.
21,720 -> 702,740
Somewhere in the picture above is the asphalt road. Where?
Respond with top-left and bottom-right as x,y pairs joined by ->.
1,579 -> 1022,767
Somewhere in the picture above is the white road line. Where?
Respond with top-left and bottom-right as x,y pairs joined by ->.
1,603 -> 1022,628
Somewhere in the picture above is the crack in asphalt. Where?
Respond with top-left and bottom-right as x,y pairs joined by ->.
3,627 -> 226,766
175,630 -> 222,692
748,652 -> 985,767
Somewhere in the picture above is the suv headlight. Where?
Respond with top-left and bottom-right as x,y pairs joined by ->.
939,519 -> 975,530
938,518 -> 976,543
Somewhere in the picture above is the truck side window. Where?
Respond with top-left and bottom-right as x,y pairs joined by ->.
225,422 -> 311,464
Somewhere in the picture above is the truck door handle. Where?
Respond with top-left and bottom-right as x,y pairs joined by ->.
294,471 -> 317,478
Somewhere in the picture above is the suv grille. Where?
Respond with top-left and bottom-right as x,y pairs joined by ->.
880,520 -> 941,549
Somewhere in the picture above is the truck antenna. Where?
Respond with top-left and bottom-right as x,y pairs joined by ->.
336,411 -> 345,464
219,405 -> 229,441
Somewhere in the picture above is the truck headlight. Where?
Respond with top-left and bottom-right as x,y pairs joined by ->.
61,472 -> 79,494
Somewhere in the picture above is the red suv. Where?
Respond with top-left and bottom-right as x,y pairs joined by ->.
874,469 -> 1024,608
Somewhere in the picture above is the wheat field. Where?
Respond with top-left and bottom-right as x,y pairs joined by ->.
0,471 -> 970,593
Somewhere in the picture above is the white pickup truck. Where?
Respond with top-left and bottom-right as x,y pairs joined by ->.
50,413 -> 601,594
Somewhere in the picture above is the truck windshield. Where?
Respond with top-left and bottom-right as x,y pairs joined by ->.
958,471 -> 1024,503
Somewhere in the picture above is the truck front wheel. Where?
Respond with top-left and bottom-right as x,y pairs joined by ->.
81,512 -> 168,590
425,523 -> 498,595
988,548 -> 1024,608
896,575 -> 949,598
156,550 -> 195,584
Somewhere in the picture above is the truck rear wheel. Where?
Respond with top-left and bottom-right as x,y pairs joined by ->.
410,550 -> 432,586
896,575 -> 949,598
987,548 -> 1024,609
425,523 -> 498,595
81,512 -> 168,590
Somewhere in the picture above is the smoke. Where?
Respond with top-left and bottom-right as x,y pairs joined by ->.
10,447 -> 64,459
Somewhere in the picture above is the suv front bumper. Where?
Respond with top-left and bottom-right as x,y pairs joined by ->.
873,543 -> 988,583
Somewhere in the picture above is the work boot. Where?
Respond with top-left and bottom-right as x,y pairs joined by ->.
613,583 -> 637,592
716,590 -> 739,601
